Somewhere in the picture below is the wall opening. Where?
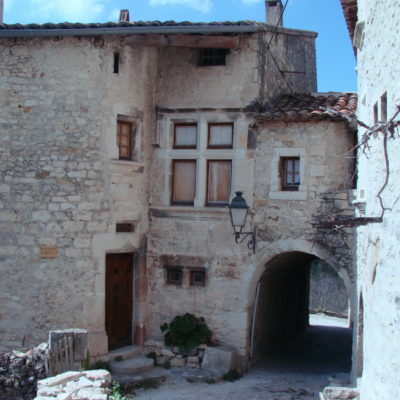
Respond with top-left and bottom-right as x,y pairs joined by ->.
250,251 -> 352,374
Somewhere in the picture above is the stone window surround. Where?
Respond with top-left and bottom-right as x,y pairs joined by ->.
164,265 -> 206,287
109,105 -> 143,163
269,147 -> 307,201
160,113 -> 241,208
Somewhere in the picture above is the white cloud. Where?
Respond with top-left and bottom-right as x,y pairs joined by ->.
28,0 -> 106,22
149,0 -> 213,13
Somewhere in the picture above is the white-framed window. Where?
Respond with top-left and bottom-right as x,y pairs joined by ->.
168,119 -> 235,208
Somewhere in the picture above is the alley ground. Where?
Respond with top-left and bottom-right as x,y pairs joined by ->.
133,315 -> 352,399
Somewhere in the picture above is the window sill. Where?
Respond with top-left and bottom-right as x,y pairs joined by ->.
111,159 -> 144,171
150,205 -> 229,220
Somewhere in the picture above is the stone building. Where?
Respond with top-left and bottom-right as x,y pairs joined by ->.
341,0 -> 400,397
0,1 -> 356,369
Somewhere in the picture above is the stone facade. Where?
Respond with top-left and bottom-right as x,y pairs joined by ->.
0,13 -> 355,369
347,0 -> 400,397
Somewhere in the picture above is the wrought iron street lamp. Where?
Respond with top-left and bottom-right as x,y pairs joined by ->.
228,191 -> 256,253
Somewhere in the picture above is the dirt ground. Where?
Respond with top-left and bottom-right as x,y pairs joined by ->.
133,315 -> 352,400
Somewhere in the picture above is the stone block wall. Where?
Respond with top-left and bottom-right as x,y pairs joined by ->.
0,35 -> 157,354
353,0 -> 400,396
147,116 -> 356,359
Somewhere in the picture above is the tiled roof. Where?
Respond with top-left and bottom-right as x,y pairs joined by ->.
0,20 -> 265,30
340,0 -> 358,40
255,93 -> 358,123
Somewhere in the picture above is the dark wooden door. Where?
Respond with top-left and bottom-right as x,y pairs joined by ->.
105,253 -> 134,350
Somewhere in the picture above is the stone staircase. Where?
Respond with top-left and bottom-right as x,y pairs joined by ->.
98,345 -> 167,390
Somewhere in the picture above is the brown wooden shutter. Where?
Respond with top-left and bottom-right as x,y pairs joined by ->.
117,121 -> 132,160
206,160 -> 232,205
172,160 -> 196,205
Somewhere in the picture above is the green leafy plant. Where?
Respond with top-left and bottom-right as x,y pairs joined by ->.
160,313 -> 212,354
109,381 -> 129,400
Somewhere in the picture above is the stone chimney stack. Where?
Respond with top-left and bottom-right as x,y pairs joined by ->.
0,0 -> 4,24
265,0 -> 283,27
118,9 -> 130,23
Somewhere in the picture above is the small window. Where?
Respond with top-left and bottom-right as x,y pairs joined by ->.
116,223 -> 134,233
113,52 -> 120,74
373,102 -> 379,124
174,124 -> 197,149
117,121 -> 133,160
190,270 -> 206,287
208,123 -> 233,148
166,268 -> 182,285
199,48 -> 229,66
381,92 -> 387,122
172,160 -> 196,205
280,157 -> 300,191
206,160 -> 232,206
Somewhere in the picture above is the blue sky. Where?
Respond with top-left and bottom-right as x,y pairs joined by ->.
3,0 -> 357,92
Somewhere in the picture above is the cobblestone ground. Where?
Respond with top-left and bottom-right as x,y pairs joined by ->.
133,315 -> 352,400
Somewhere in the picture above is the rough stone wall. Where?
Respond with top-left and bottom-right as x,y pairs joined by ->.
0,36 -> 157,354
0,343 -> 48,400
259,29 -> 317,104
0,26 -> 318,358
354,0 -> 400,397
309,259 -> 349,316
148,117 -> 355,358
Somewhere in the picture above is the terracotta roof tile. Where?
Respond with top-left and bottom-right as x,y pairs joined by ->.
340,0 -> 358,40
255,93 -> 358,124
0,20 -> 266,30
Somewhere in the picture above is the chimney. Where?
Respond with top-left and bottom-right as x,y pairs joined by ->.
0,0 -> 4,24
265,0 -> 283,27
118,9 -> 130,23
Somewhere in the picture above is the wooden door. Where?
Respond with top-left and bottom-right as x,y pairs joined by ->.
105,253 -> 134,350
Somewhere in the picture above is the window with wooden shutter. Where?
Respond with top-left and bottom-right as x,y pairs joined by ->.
206,160 -> 232,206
280,157 -> 300,191
117,121 -> 132,160
174,123 -> 197,149
172,160 -> 196,205
208,123 -> 233,148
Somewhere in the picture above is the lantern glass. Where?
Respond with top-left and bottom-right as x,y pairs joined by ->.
230,207 -> 249,230
229,191 -> 250,233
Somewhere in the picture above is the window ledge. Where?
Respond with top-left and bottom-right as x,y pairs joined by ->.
111,159 -> 144,171
150,205 -> 229,220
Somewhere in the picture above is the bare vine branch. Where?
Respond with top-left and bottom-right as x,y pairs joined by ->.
317,104 -> 400,230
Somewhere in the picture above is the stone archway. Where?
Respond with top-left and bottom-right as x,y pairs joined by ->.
246,246 -> 354,374
249,251 -> 316,358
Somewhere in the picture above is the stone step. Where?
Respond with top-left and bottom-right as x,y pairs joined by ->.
109,356 -> 154,376
112,367 -> 168,391
98,345 -> 142,363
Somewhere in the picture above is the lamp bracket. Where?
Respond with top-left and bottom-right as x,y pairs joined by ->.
234,227 -> 256,253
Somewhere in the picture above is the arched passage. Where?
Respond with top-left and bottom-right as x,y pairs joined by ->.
249,251 -> 353,374
250,251 -> 314,357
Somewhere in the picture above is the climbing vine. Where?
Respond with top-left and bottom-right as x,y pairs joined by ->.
318,104 -> 400,230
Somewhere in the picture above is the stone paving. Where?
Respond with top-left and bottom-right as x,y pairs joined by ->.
132,315 -> 352,400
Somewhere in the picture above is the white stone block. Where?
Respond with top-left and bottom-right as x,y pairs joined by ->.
38,371 -> 83,388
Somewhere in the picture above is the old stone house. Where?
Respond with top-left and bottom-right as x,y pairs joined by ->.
0,1 -> 357,370
341,0 -> 400,397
